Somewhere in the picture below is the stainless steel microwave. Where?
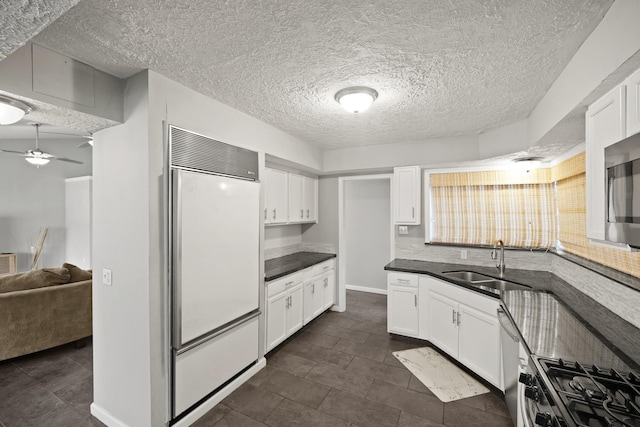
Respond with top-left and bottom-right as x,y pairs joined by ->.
605,132 -> 640,248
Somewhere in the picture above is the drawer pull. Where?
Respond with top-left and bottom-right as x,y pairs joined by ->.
452,309 -> 456,324
285,281 -> 294,286
397,278 -> 411,283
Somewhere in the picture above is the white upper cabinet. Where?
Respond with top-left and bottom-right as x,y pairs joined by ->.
625,67 -> 640,137
287,173 -> 318,224
585,86 -> 626,242
288,173 -> 304,222
394,166 -> 421,225
302,175 -> 317,222
264,167 -> 289,225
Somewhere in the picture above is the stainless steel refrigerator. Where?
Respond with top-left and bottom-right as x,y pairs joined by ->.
168,125 -> 260,418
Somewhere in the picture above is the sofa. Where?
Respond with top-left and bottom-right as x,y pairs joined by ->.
0,263 -> 92,361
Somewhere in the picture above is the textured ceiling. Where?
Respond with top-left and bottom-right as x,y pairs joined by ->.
0,0 -> 79,60
18,1 -> 615,150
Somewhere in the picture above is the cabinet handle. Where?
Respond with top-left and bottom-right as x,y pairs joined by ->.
306,209 -> 310,218
264,208 -> 267,220
452,310 -> 456,324
285,296 -> 290,309
288,295 -> 292,307
412,207 -> 415,218
323,266 -> 329,271
397,278 -> 410,283
300,209 -> 303,219
312,283 -> 315,294
285,281 -> 294,286
457,311 -> 461,326
272,209 -> 276,220
324,278 -> 328,286
414,294 -> 417,307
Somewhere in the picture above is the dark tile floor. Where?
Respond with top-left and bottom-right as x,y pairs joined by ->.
196,290 -> 514,427
0,290 -> 513,427
0,338 -> 104,427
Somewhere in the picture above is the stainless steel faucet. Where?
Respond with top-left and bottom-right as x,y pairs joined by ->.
491,239 -> 506,278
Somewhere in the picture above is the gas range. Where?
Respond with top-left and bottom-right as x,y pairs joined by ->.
521,356 -> 640,427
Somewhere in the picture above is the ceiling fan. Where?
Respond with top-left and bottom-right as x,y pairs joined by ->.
0,123 -> 84,166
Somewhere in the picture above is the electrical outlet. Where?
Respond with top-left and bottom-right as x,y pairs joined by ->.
461,250 -> 468,260
399,226 -> 409,235
102,268 -> 112,286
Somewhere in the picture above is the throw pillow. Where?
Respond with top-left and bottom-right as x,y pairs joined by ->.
0,268 -> 71,294
63,263 -> 93,283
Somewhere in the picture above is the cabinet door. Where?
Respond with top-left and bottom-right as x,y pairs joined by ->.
585,87 -> 626,241
388,285 -> 419,336
266,292 -> 288,351
427,290 -> 458,358
458,303 -> 501,388
626,68 -> 640,137
303,281 -> 316,325
288,173 -> 304,223
286,284 -> 304,335
321,272 -> 335,311
265,168 -> 289,224
394,166 -> 421,225
303,176 -> 317,222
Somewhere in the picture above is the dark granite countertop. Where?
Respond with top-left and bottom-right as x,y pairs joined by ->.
385,258 -> 640,371
265,252 -> 336,282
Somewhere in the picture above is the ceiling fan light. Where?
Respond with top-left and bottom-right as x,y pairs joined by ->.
25,157 -> 50,166
335,87 -> 378,114
0,95 -> 32,125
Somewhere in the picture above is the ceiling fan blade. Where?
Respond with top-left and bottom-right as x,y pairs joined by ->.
77,141 -> 93,149
1,149 -> 28,155
52,156 -> 84,165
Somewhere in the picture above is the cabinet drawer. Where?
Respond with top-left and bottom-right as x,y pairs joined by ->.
427,276 -> 498,316
387,272 -> 418,287
267,271 -> 305,297
311,259 -> 335,276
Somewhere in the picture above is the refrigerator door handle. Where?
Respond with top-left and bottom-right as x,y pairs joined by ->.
171,169 -> 183,348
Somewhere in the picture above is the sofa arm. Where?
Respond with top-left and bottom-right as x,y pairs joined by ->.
0,280 -> 92,361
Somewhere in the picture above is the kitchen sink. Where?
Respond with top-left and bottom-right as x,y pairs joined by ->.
442,270 -> 532,291
442,271 -> 496,283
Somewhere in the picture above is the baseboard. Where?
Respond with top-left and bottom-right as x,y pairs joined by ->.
346,284 -> 388,295
90,402 -> 129,427
172,357 -> 267,427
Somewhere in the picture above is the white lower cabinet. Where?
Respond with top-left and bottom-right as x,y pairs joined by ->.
266,259 -> 336,352
426,276 -> 502,389
304,259 -> 336,325
387,272 -> 419,337
266,272 -> 304,352
387,272 -> 502,390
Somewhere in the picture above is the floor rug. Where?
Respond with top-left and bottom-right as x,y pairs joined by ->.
393,347 -> 489,402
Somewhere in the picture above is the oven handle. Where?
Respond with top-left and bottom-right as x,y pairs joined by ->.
519,380 -> 534,427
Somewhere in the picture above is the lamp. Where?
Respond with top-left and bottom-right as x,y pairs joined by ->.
513,157 -> 542,171
0,95 -> 32,125
25,155 -> 50,166
335,87 -> 378,113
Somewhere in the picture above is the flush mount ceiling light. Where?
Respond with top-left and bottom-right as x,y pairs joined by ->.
335,86 -> 378,114
0,95 -> 32,125
513,157 -> 543,171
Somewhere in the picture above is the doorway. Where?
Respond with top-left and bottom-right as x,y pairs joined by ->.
338,175 -> 394,310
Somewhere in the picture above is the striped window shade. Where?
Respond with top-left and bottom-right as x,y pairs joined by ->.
554,152 -> 640,278
430,170 -> 557,248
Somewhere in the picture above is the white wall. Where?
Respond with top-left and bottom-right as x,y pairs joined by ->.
323,135 -> 479,173
0,138 -> 91,271
344,179 -> 391,292
527,0 -> 640,145
65,176 -> 92,269
91,71 -> 155,427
